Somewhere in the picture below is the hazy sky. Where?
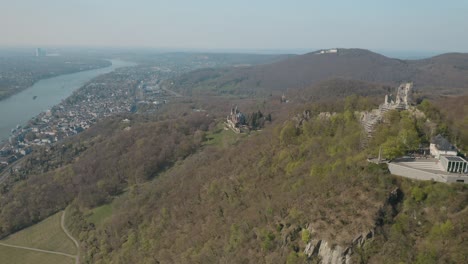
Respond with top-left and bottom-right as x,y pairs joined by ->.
1,0 -> 467,52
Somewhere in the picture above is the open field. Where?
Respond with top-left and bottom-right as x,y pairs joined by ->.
1,211 -> 76,255
87,204 -> 113,226
0,245 -> 74,264
203,122 -> 246,147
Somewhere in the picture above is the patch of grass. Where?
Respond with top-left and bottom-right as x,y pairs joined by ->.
203,122 -> 245,147
0,245 -> 74,264
1,212 -> 76,255
87,204 -> 113,226
83,191 -> 131,229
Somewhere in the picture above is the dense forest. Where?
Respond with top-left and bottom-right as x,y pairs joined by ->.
1,93 -> 466,263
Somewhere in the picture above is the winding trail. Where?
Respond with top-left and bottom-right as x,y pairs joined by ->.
0,210 -> 80,264
0,241 -> 77,258
61,210 -> 80,264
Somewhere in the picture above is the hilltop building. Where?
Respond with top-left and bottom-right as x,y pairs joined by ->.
318,48 -> 338,54
429,134 -> 467,173
362,83 -> 467,183
430,134 -> 458,159
386,134 -> 468,183
440,156 -> 468,173
226,106 -> 246,133
385,122 -> 468,182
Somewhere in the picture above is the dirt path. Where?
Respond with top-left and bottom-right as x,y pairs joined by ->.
0,241 -> 77,259
61,210 -> 80,264
0,210 -> 80,264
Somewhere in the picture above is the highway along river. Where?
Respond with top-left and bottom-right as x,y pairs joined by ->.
0,59 -> 135,142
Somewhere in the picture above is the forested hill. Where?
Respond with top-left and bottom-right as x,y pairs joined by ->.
166,49 -> 468,97
0,94 -> 466,263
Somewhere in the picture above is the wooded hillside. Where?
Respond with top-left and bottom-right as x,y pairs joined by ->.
166,49 -> 468,97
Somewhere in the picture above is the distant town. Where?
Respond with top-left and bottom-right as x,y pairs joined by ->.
1,50 -> 278,173
0,66 -> 176,171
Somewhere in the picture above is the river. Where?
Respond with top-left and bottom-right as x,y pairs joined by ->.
0,59 -> 135,142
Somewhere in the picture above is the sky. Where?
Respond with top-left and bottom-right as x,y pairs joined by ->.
1,0 -> 467,53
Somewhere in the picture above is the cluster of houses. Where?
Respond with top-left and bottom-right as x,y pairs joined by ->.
0,67 -> 172,171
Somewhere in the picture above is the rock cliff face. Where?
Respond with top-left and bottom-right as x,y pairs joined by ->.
303,188 -> 402,264
304,229 -> 374,264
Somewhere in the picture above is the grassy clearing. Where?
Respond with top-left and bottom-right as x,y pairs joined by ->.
87,204 -> 113,226
1,211 -> 76,255
0,245 -> 74,264
84,191 -> 131,228
203,122 -> 245,147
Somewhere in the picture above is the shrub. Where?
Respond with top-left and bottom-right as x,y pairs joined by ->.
301,229 -> 311,243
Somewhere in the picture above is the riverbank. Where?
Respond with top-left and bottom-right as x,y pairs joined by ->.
0,57 -> 111,102
0,59 -> 135,142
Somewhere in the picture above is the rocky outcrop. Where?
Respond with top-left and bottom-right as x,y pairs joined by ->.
304,239 -> 349,264
304,229 -> 374,264
302,188 -> 403,263
293,110 -> 311,128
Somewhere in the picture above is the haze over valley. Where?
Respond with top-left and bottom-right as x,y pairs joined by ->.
0,1 -> 467,264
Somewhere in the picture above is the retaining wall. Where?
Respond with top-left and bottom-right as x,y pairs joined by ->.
388,163 -> 467,184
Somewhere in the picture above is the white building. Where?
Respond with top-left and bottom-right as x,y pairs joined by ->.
319,48 -> 338,54
430,134 -> 458,159
440,156 -> 468,173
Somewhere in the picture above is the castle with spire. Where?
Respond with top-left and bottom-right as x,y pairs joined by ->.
226,105 -> 246,133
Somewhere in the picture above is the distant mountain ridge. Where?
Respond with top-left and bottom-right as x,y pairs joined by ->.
167,48 -> 468,97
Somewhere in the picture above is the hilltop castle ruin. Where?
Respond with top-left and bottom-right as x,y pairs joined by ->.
360,82 -> 413,138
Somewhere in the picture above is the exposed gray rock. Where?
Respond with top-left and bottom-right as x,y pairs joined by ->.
318,241 -> 348,264
304,239 -> 321,257
293,110 -> 311,127
304,229 -> 374,264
